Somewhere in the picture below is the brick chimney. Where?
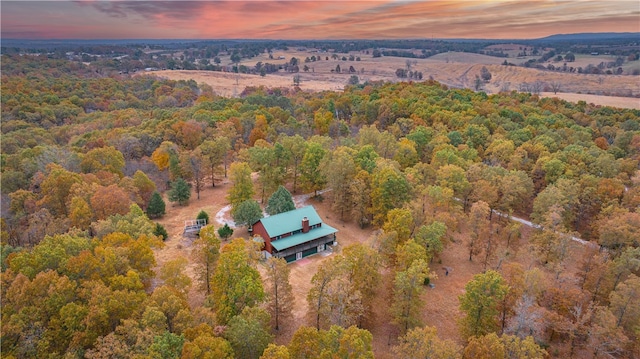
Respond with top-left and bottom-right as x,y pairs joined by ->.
302,217 -> 310,233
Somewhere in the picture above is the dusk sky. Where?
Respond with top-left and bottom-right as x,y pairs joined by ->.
2,0 -> 639,40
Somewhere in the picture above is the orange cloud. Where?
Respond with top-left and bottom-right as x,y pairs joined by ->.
1,0 -> 638,39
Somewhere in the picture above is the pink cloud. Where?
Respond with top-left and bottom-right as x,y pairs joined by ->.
1,1 -> 638,39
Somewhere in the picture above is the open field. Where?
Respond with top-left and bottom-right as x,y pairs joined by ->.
149,48 -> 640,109
541,92 -> 640,109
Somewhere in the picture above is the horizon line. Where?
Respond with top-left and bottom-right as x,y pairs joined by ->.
3,31 -> 639,43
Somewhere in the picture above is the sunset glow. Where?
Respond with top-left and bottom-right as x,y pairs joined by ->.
2,0 -> 639,40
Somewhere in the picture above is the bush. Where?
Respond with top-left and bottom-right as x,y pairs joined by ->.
218,223 -> 234,240
196,210 -> 209,224
154,223 -> 168,241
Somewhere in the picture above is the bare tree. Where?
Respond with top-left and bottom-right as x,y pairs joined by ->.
531,81 -> 544,95
505,294 -> 545,341
549,81 -> 562,94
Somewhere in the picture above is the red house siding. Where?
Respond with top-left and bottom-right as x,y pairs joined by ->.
252,221 -> 273,253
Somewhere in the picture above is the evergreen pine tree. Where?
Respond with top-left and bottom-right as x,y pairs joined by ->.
154,223 -> 169,241
266,185 -> 295,215
218,223 -> 234,240
168,178 -> 191,206
147,191 -> 166,218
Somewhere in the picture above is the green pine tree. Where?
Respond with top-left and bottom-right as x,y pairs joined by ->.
154,223 -> 169,241
168,178 -> 191,206
265,185 -> 295,215
218,223 -> 234,240
146,191 -> 166,218
197,210 -> 209,224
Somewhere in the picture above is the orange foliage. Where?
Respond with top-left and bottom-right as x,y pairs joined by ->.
90,184 -> 132,220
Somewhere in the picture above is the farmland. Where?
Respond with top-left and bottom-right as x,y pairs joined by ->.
150,47 -> 640,108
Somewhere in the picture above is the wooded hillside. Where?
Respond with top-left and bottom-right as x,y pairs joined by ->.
2,54 -> 638,358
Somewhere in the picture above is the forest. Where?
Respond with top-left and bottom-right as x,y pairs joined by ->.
1,53 -> 639,359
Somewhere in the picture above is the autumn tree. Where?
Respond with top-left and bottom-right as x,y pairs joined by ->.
264,257 -> 294,331
132,170 -> 157,208
597,207 -> 640,258
391,259 -> 431,333
181,333 -> 234,359
382,208 -> 414,244
299,141 -> 327,197
211,238 -> 264,324
248,141 -> 286,203
199,137 -> 231,187
288,325 -> 374,359
394,138 -> 419,169
323,259 -> 365,329
80,146 -> 125,177
414,221 -> 447,261
91,184 -> 132,220
185,149 -> 207,200
226,306 -> 274,359
159,256 -> 192,295
467,201 -> 491,263
370,161 -> 411,226
69,196 -> 92,229
192,225 -> 220,295
307,256 -> 347,330
38,164 -> 82,217
463,333 -> 546,359
436,164 -> 471,207
227,162 -> 255,208
341,243 -> 381,327
392,326 -> 461,359
586,306 -> 630,359
395,239 -> 429,275
151,141 -> 178,173
531,206 -> 573,277
608,274 -> 640,334
351,169 -> 373,228
279,134 -> 308,193
260,344 -> 290,359
459,270 -> 509,339
322,146 -> 357,219
148,285 -> 193,334
232,199 -> 263,229
265,185 -> 295,216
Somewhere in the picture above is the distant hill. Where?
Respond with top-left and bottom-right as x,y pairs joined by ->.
536,32 -> 640,41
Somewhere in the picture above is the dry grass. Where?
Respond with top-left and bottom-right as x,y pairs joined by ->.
153,177 -> 592,358
147,48 -> 640,109
541,92 -> 640,109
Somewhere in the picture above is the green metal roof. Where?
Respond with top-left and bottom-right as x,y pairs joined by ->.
271,224 -> 338,251
258,205 -> 323,238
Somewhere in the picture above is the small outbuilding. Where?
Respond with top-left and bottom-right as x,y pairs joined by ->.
252,206 -> 337,262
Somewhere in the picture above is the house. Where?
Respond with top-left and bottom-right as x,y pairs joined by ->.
252,206 -> 337,263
